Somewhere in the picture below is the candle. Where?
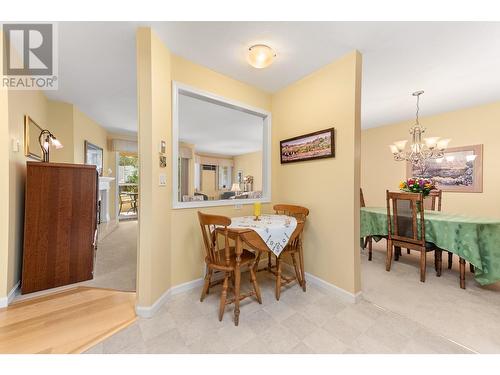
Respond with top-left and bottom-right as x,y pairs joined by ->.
254,202 -> 261,218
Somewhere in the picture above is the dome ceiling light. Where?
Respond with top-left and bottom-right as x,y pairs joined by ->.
247,44 -> 276,69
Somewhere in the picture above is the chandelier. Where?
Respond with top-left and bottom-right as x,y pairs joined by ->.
389,90 -> 450,166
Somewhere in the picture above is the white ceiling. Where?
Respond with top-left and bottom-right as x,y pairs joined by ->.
46,22 -> 500,133
179,93 -> 263,156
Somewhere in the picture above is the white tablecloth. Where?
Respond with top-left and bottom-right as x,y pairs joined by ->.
228,214 -> 297,256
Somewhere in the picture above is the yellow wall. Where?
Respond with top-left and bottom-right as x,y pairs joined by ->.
179,141 -> 195,196
361,101 -> 500,218
137,28 -> 363,308
47,101 -> 75,164
72,107 -> 117,220
136,28 -> 173,306
2,84 -> 119,297
169,55 -> 273,288
135,30 -> 272,308
0,33 -> 10,299
233,151 -> 263,191
7,89 -> 49,294
272,51 -> 363,295
73,107 -> 109,168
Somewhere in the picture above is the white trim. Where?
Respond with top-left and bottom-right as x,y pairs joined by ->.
171,81 -> 272,209
281,263 -> 361,303
0,281 -> 21,308
135,258 -> 361,318
305,271 -> 362,303
135,277 -> 204,318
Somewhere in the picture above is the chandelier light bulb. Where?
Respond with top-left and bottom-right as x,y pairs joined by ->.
393,140 -> 408,152
424,137 -> 440,150
389,144 -> 399,154
437,138 -> 451,150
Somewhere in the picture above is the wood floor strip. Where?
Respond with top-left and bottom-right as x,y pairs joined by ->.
0,287 -> 136,354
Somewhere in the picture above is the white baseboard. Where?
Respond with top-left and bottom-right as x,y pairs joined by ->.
0,281 -> 21,308
135,277 -> 204,318
304,271 -> 362,303
136,257 -> 361,318
281,262 -> 361,303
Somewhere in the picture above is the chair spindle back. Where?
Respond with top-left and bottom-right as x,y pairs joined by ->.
386,191 -> 426,246
423,189 -> 442,211
197,211 -> 232,267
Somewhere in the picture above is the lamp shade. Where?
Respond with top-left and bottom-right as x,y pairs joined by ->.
231,183 -> 241,192
393,140 -> 408,152
437,138 -> 451,150
50,137 -> 63,149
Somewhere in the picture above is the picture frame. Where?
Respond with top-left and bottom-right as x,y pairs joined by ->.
84,140 -> 104,176
406,144 -> 483,193
280,127 -> 335,164
24,115 -> 43,161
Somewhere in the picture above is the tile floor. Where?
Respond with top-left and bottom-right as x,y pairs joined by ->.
362,240 -> 500,354
84,223 -> 500,354
86,268 -> 474,354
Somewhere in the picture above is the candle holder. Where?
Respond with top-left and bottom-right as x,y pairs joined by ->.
253,202 -> 262,221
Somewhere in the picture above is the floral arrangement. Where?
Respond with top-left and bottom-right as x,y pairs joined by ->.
399,177 -> 435,197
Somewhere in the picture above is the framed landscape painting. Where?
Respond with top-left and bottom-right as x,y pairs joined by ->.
407,144 -> 483,192
280,127 -> 335,164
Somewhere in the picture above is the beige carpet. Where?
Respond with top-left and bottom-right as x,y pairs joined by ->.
82,220 -> 137,292
362,239 -> 500,353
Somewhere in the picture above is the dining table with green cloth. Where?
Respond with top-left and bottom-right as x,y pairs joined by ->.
361,206 -> 500,286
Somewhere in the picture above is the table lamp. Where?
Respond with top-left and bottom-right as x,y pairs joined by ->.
38,129 -> 63,162
231,183 -> 241,197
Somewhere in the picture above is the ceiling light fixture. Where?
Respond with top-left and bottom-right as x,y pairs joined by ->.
389,90 -> 450,166
247,44 -> 276,69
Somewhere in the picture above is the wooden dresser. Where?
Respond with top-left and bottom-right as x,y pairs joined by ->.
22,162 -> 99,294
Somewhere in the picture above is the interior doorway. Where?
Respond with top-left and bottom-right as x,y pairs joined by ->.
116,152 -> 139,221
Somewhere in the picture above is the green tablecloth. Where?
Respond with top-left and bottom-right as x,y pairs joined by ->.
361,207 -> 500,285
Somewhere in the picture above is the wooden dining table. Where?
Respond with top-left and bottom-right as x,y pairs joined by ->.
216,215 -> 304,325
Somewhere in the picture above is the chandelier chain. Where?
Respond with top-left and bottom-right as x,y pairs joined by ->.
415,94 -> 420,125
390,90 -> 449,166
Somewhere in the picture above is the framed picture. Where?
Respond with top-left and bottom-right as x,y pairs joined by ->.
84,140 -> 104,176
280,127 -> 335,164
406,144 -> 483,193
24,115 -> 43,161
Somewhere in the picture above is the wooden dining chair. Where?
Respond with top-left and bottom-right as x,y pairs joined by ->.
386,191 -> 442,282
197,211 -> 262,322
424,189 -> 442,210
360,188 -> 374,261
265,204 -> 309,300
